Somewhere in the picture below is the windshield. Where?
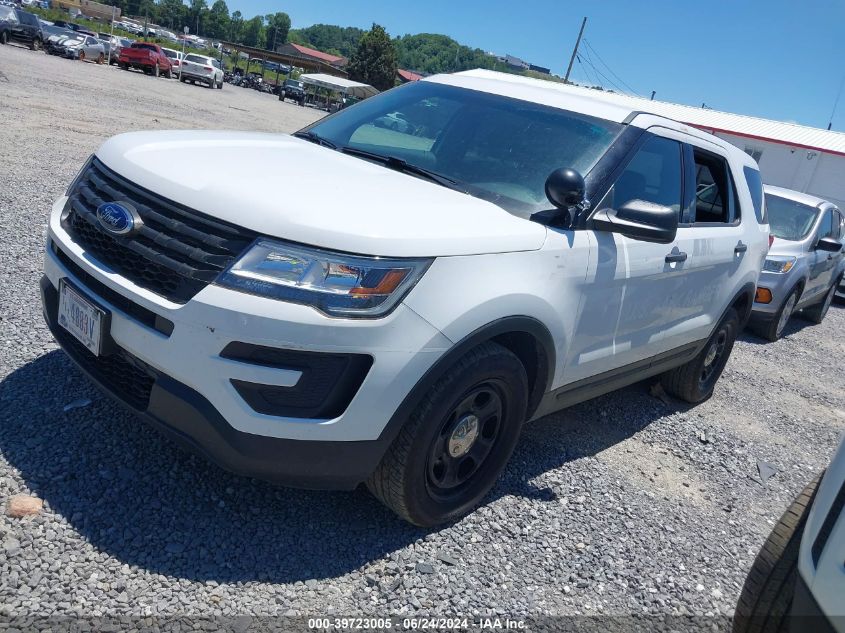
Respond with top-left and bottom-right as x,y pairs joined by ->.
765,193 -> 819,240
131,43 -> 157,51
0,6 -> 15,20
300,82 -> 622,215
185,54 -> 209,63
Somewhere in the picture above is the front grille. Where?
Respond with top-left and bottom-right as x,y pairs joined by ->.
54,323 -> 156,411
62,158 -> 256,303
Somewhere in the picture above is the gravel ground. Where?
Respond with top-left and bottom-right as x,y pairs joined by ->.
1,42 -> 844,625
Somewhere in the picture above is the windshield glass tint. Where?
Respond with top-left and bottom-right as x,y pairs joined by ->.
185,54 -> 208,63
132,43 -> 157,51
765,194 -> 819,240
303,82 -> 622,215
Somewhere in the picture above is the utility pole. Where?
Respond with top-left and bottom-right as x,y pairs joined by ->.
107,5 -> 115,65
563,16 -> 586,84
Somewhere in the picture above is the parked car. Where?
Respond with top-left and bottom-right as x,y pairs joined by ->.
279,77 -> 304,104
374,111 -> 412,133
161,46 -> 183,73
43,29 -> 75,55
62,34 -> 105,62
748,185 -> 844,341
40,69 -> 768,526
734,432 -> 845,633
0,6 -> 42,49
179,53 -> 223,88
118,41 -> 173,77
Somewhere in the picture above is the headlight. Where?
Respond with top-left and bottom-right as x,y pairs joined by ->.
217,239 -> 432,318
763,256 -> 796,274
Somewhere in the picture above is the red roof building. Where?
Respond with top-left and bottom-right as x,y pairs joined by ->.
277,43 -> 347,67
397,69 -> 424,83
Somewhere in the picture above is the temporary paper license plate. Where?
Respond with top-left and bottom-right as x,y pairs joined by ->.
58,279 -> 106,356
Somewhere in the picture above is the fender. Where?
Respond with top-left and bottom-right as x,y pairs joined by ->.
374,316 -> 555,448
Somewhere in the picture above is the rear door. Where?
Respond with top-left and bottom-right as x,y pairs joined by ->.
671,140 -> 747,343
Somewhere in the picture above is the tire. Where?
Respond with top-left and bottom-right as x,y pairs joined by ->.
661,307 -> 740,403
0,31 -> 7,45
732,474 -> 821,633
97,52 -> 104,64
800,277 -> 840,324
78,50 -> 85,62
164,68 -> 172,79
180,75 -> 186,83
752,287 -> 800,342
367,342 -> 528,527
121,62 -> 128,70
217,79 -> 223,89
29,37 -> 40,51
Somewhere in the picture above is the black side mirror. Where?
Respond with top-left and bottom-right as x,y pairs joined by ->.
591,200 -> 678,244
545,168 -> 586,209
816,236 -> 843,253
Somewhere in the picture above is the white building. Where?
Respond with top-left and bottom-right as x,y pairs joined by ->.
546,79 -> 845,209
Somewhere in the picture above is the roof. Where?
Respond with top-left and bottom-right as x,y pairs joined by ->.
764,184 -> 835,209
445,69 -> 845,156
300,73 -> 378,99
288,43 -> 345,65
398,69 -> 423,82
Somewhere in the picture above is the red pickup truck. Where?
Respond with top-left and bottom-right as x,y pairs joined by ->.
118,42 -> 173,77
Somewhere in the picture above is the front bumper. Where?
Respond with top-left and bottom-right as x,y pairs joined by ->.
750,269 -> 798,319
43,195 -> 452,485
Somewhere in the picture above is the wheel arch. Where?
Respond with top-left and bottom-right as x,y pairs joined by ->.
375,316 -> 555,449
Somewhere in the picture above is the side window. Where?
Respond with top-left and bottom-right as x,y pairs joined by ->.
692,149 -> 736,224
817,209 -> 834,240
743,166 -> 767,224
602,135 -> 682,213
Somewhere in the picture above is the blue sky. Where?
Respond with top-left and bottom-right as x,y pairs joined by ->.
233,0 -> 845,131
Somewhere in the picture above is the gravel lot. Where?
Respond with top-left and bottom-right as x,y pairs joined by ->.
1,42 -> 844,626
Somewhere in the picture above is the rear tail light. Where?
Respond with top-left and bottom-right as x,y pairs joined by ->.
203,66 -> 213,71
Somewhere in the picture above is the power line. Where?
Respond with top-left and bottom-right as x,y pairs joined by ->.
579,46 -> 627,94
581,38 -> 640,96
829,73 -> 845,130
576,55 -> 598,87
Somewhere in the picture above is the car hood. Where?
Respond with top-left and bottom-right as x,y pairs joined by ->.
94,130 -> 548,257
767,237 -> 806,256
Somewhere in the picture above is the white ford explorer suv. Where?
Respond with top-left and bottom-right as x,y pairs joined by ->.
41,69 -> 768,526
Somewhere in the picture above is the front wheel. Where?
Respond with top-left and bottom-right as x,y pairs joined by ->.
78,50 -> 85,62
753,288 -> 799,342
801,278 -> 840,324
367,342 -> 528,527
732,474 -> 821,633
30,37 -> 41,51
661,307 -> 739,403
0,31 -> 8,45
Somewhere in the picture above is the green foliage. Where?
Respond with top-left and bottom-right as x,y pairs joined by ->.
393,33 -> 508,75
241,15 -> 264,48
288,24 -> 364,58
347,23 -> 397,91
264,12 -> 290,50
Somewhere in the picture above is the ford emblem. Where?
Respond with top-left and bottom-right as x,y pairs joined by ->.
96,202 -> 142,236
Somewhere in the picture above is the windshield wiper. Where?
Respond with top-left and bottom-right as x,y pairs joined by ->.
293,130 -> 337,149
340,146 -> 462,191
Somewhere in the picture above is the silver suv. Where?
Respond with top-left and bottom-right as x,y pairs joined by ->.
748,185 -> 845,341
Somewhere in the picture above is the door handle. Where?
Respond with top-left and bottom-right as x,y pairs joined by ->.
734,242 -> 748,253
665,251 -> 688,263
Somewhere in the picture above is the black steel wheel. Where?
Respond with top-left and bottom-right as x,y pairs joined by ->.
367,342 -> 528,527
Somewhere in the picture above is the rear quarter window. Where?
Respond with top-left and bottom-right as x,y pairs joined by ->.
743,166 -> 767,224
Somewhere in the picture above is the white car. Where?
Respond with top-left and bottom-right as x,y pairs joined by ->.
735,433 -> 845,632
161,47 -> 183,73
41,69 -> 768,526
179,53 -> 223,88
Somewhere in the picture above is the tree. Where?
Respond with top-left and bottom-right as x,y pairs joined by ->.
288,24 -> 363,58
347,23 -> 397,91
205,0 -> 230,40
264,12 -> 290,51
158,0 -> 188,30
229,10 -> 243,41
241,15 -> 264,48
188,0 -> 208,36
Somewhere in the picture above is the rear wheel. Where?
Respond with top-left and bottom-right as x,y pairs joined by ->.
164,67 -> 172,79
367,342 -> 528,527
800,278 -> 840,324
732,474 -> 821,633
0,31 -> 7,45
662,307 -> 739,403
121,62 -> 128,70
